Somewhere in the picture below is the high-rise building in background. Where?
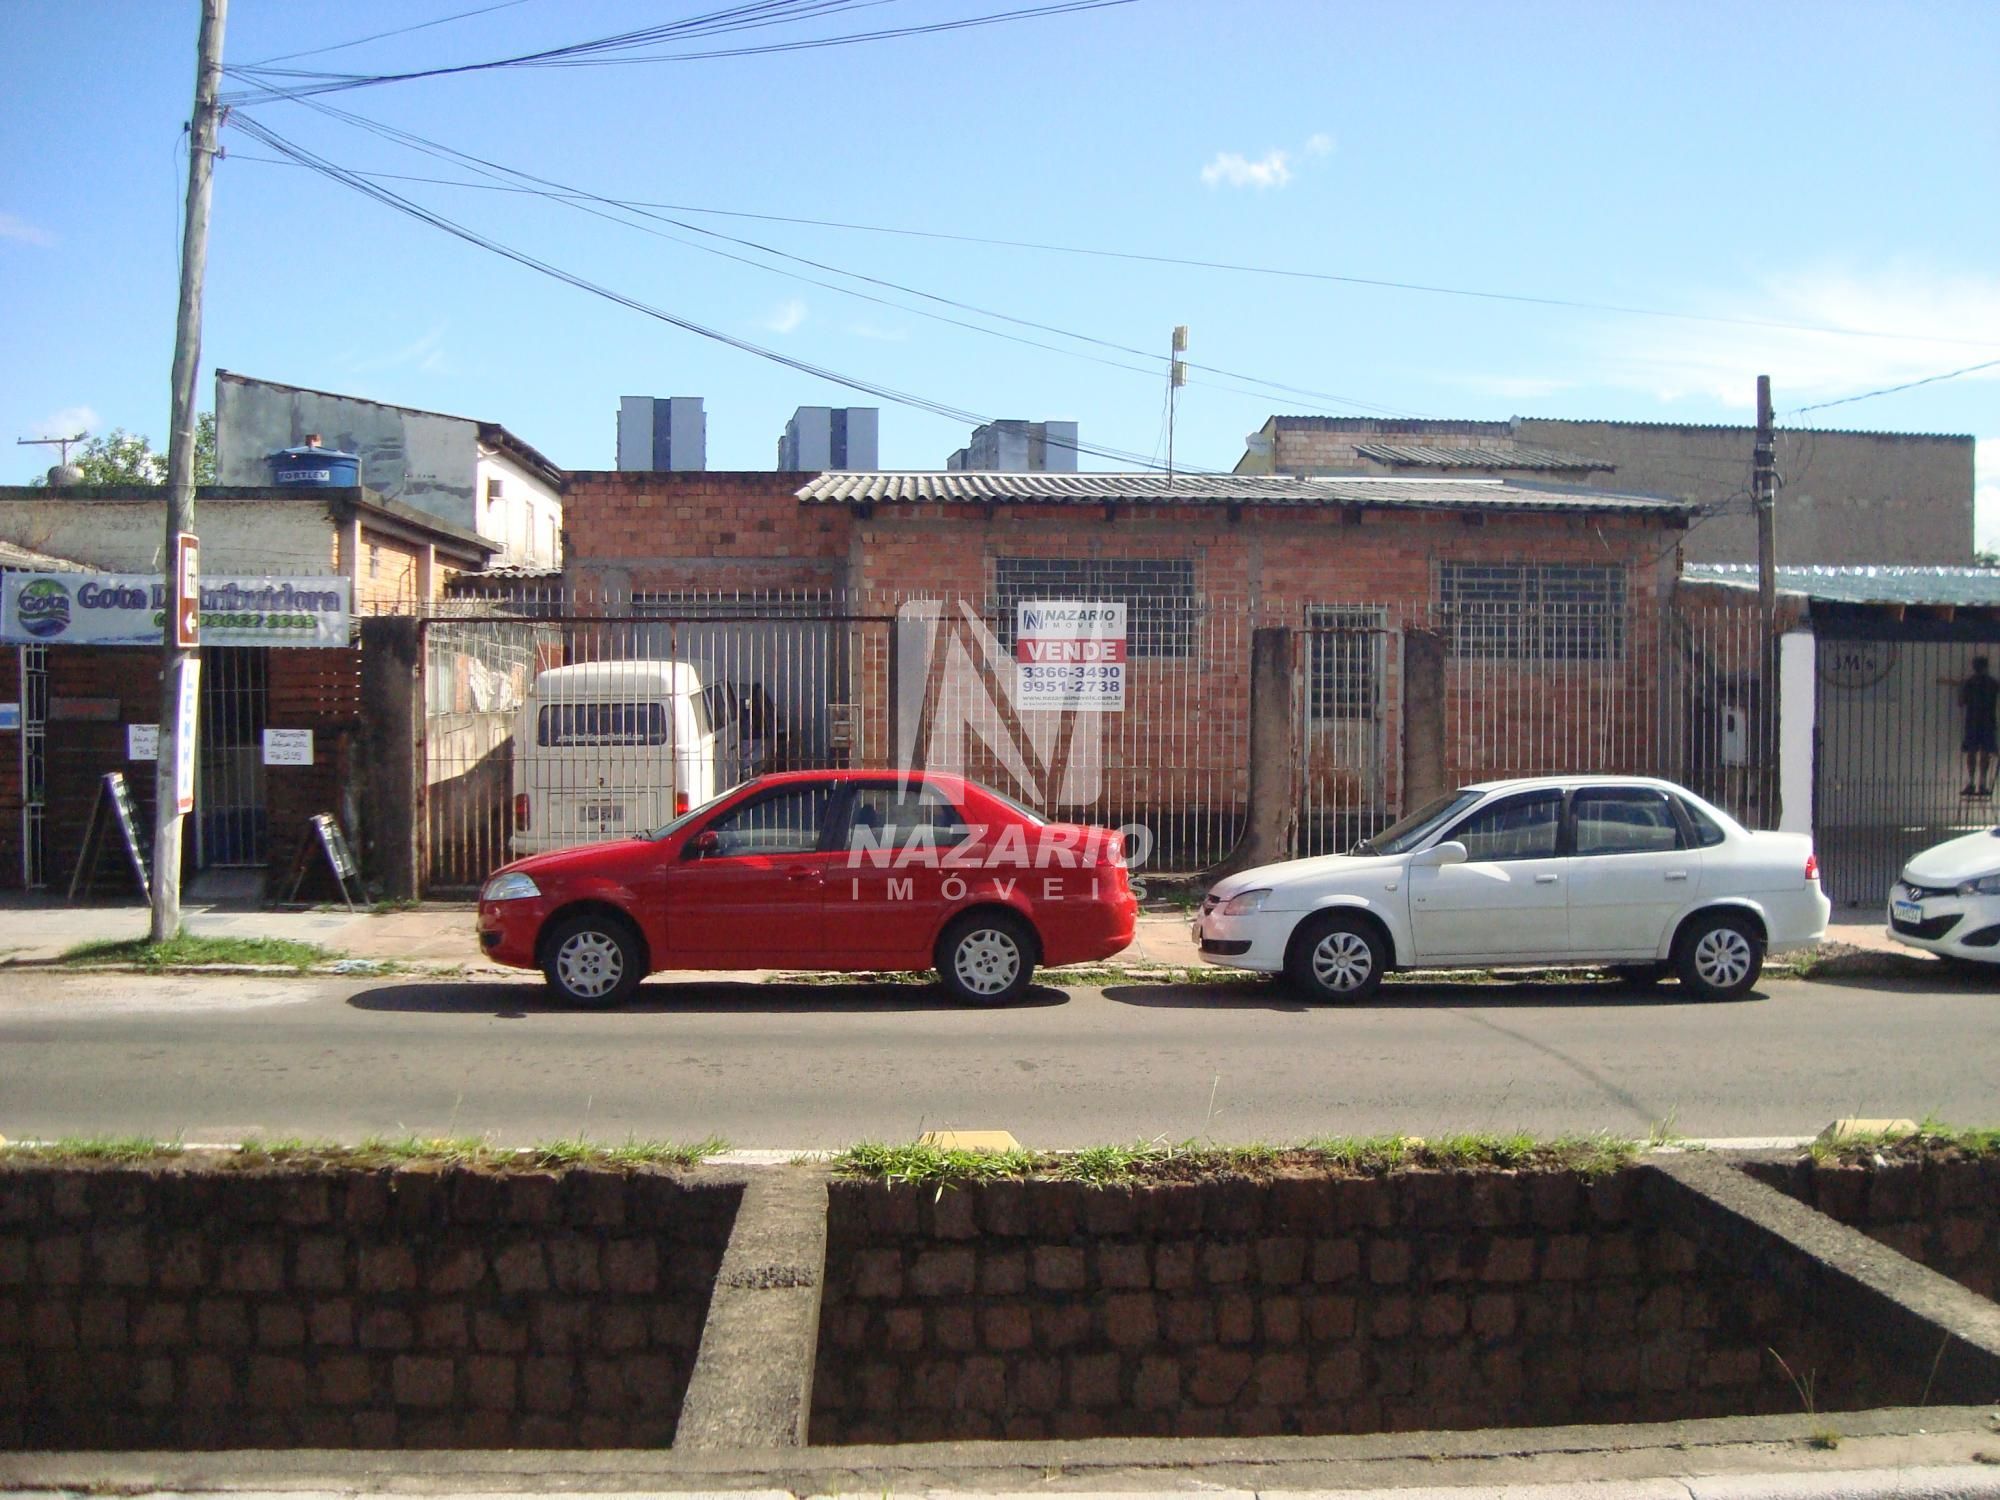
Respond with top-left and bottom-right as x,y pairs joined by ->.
946,419 -> 1079,472
778,406 -> 879,471
616,396 -> 706,471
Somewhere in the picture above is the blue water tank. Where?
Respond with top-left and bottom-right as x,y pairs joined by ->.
267,443 -> 360,487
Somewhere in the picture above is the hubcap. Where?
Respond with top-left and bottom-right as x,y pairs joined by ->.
1692,927 -> 1752,989
1310,930 -> 1375,993
954,928 -> 1022,995
556,930 -> 624,998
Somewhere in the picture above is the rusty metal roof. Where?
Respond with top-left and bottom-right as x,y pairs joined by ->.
1351,442 -> 1608,472
795,472 -> 1693,515
0,538 -> 90,572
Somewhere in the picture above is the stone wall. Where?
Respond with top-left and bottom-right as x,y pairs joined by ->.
0,1160 -> 738,1450
810,1168 -> 1911,1444
1742,1153 -> 2000,1300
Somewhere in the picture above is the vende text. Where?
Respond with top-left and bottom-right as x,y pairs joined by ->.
1015,638 -> 1129,663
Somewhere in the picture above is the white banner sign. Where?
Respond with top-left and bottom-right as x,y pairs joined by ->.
1015,599 -> 1127,712
262,728 -> 315,766
1,573 -> 351,648
127,724 -> 159,761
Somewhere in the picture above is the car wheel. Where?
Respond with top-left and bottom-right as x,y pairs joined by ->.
1286,911 -> 1387,1003
541,911 -> 645,1008
1674,911 -> 1763,1001
936,911 -> 1036,1006
1612,963 -> 1667,991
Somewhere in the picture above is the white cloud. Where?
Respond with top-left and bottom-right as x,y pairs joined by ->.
29,405 -> 98,439
346,325 -> 450,376
1201,149 -> 1292,190
1584,263 -> 2000,410
0,213 -> 54,247
1305,132 -> 1335,157
760,298 -> 807,334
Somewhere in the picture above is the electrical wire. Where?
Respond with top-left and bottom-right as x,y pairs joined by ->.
225,107 -> 1422,420
222,1 -> 1136,104
1787,357 -> 2000,417
224,112 -> 1211,472
245,0 -> 543,66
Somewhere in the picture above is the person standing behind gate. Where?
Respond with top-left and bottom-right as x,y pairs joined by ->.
1943,657 -> 2000,797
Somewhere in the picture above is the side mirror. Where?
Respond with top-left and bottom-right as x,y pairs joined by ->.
684,829 -> 722,860
1411,841 -> 1468,868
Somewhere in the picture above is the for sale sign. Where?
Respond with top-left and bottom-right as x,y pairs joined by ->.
1015,600 -> 1126,712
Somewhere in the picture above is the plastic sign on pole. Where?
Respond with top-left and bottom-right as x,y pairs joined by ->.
173,531 -> 200,648
174,659 -> 200,815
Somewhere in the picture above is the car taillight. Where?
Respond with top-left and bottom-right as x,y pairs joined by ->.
513,792 -> 529,826
1805,851 -> 1819,882
675,790 -> 690,816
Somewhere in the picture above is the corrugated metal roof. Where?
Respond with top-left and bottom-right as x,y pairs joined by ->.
1519,417 -> 1975,443
1351,442 -> 1607,472
1685,563 -> 2000,608
0,538 -> 90,572
796,471 -> 1692,515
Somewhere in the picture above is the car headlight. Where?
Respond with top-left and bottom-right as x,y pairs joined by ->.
1957,874 -> 2000,897
1219,888 -> 1271,916
482,872 -> 542,902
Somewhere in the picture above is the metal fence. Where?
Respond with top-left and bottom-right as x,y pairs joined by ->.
416,586 -> 1776,894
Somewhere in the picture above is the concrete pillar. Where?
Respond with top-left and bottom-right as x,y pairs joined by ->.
1208,626 -> 1296,878
358,616 -> 422,900
1402,626 -> 1447,811
1779,629 -> 1816,836
675,1168 -> 829,1449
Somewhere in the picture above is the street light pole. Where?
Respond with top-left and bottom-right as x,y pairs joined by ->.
152,0 -> 228,942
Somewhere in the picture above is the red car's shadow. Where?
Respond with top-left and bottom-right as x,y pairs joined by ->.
346,979 -> 1073,1017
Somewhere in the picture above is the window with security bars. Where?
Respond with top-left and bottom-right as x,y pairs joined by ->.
992,558 -> 1196,659
1437,563 -> 1627,661
1307,608 -> 1380,721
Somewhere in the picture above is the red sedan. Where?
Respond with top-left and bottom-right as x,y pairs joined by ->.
477,770 -> 1138,1006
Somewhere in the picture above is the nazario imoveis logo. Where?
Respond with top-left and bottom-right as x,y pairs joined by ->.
15,578 -> 71,639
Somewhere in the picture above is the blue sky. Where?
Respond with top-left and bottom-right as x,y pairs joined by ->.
3,1 -> 1995,540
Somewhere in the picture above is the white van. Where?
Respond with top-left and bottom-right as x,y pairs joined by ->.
510,661 -> 732,854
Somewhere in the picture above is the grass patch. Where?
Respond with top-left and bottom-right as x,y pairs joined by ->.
830,1131 -> 1637,1187
60,932 -> 336,973
1807,1118 -> 2000,1164
0,1134 -> 184,1163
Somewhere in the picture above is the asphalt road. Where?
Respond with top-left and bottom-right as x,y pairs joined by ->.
2,967 -> 1996,1149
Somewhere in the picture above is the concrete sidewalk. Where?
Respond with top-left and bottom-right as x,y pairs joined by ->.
0,895 -> 1908,972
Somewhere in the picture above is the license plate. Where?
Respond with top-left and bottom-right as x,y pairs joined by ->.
579,803 -> 625,823
1893,899 -> 1923,924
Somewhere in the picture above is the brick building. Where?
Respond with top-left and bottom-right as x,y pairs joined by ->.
533,468 -> 1707,869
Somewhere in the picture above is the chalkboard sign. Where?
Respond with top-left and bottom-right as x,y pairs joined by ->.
68,771 -> 152,903
280,812 -> 365,911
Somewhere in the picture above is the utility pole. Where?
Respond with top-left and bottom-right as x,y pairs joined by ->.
1752,374 -> 1780,828
17,433 -> 89,476
152,0 -> 228,942
1165,325 -> 1188,477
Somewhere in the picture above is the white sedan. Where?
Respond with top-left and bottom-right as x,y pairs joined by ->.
1887,828 -> 2000,961
1195,775 -> 1829,1003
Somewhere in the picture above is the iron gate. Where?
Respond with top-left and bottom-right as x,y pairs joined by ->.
196,647 -> 268,868
1813,628 -> 2000,907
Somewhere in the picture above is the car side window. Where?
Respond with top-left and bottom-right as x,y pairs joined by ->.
1573,789 -> 1685,856
1444,791 -> 1562,862
1676,796 -> 1728,848
704,785 -> 831,857
845,784 -> 970,850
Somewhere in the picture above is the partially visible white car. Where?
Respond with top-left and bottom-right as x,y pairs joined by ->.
1195,776 -> 1829,1003
1887,828 -> 2000,961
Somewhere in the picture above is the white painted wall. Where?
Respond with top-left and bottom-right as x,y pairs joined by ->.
1779,629 -> 1815,835
474,445 -> 562,567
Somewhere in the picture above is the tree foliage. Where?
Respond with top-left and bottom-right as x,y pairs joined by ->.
37,413 -> 215,486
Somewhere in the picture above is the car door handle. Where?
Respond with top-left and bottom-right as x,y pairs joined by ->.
1534,873 -> 1560,884
787,868 -> 819,882
1664,871 -> 1689,882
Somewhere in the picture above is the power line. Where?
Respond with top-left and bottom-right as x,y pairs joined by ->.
1786,357 -> 2000,417
227,110 -> 1423,420
226,113 -> 1212,472
222,1 -> 1135,103
245,0 -> 542,66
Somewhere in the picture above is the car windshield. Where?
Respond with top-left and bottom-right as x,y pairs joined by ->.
1352,788 -> 1484,856
647,780 -> 754,840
